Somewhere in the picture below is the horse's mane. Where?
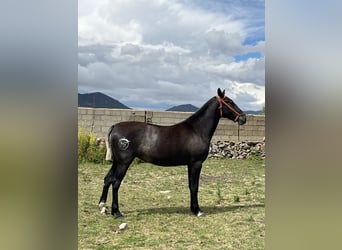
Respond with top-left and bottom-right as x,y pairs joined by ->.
184,97 -> 216,124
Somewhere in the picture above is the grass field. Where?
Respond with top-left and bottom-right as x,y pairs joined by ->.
78,157 -> 265,249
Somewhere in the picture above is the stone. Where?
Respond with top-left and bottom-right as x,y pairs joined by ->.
208,140 -> 265,159
119,223 -> 128,230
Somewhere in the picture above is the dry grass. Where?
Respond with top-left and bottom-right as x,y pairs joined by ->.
78,157 -> 265,249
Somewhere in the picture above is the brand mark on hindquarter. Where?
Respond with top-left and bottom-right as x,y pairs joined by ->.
118,137 -> 130,150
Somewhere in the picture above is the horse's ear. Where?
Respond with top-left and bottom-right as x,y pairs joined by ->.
217,88 -> 225,98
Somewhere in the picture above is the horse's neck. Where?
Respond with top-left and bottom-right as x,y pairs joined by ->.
185,98 -> 220,142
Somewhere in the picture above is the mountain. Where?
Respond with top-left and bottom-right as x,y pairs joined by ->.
78,92 -> 130,109
166,104 -> 199,112
244,110 -> 263,115
78,93 -> 263,114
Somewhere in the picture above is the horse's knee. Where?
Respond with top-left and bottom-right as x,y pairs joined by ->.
104,171 -> 115,185
189,181 -> 199,192
112,178 -> 122,190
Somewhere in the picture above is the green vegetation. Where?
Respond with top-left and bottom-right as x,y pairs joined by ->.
79,158 -> 265,249
78,128 -> 106,164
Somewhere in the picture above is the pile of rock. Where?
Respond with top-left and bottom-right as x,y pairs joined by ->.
208,140 -> 265,159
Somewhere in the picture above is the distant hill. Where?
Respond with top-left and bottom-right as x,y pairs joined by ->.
166,104 -> 199,112
78,92 -> 130,109
78,93 -> 263,114
244,110 -> 263,115
166,104 -> 262,114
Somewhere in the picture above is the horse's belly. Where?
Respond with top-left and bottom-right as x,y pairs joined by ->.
138,150 -> 188,166
138,146 -> 208,166
150,156 -> 187,166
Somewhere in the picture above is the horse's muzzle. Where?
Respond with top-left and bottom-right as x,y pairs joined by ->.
238,114 -> 247,125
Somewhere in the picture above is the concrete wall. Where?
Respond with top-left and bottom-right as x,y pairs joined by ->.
78,108 -> 265,142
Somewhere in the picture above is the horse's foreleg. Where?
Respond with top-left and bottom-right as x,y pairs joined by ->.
188,161 -> 204,217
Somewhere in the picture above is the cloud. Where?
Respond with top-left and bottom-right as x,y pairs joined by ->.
120,43 -> 141,56
205,57 -> 265,85
78,0 -> 264,110
225,80 -> 265,110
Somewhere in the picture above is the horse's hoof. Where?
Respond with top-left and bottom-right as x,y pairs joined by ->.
113,212 -> 124,219
197,211 -> 205,217
115,215 -> 123,219
98,202 -> 108,215
100,207 -> 108,215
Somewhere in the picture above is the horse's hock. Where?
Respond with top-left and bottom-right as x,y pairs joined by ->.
78,108 -> 265,142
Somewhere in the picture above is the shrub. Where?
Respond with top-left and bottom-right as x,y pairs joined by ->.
78,128 -> 106,164
234,195 -> 240,203
247,150 -> 263,163
216,183 -> 224,205
131,157 -> 144,166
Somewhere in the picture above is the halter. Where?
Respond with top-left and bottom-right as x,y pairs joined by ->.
216,95 -> 241,122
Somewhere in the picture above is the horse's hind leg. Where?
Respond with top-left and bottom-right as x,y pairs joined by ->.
98,161 -> 117,214
110,162 -> 130,218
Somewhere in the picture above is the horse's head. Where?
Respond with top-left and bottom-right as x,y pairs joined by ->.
217,88 -> 246,125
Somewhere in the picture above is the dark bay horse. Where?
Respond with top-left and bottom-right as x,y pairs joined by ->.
99,88 -> 246,218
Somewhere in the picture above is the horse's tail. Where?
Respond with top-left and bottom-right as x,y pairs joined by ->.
105,125 -> 115,161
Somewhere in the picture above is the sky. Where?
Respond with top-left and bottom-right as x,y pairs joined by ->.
78,0 -> 264,111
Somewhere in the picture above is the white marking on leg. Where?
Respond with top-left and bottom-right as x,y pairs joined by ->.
197,211 -> 205,217
99,202 -> 108,215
